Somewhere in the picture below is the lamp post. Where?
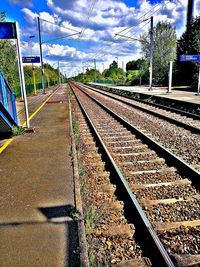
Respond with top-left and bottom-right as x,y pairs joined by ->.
102,62 -> 104,72
122,61 -> 125,82
29,35 -> 37,95
115,56 -> 118,67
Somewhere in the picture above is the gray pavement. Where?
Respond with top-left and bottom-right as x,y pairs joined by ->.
0,85 -> 78,267
90,83 -> 200,105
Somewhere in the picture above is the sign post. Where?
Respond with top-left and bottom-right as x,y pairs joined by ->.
180,55 -> 200,95
0,21 -> 30,127
22,56 -> 40,63
15,22 -> 30,128
198,66 -> 200,95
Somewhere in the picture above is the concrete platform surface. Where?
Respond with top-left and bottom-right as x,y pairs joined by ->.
0,85 -> 79,267
90,83 -> 200,106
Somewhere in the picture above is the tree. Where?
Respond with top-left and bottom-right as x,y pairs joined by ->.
73,68 -> 101,83
0,40 -> 19,88
103,60 -> 125,83
109,60 -> 118,69
175,16 -> 200,87
126,59 -> 148,85
126,59 -> 146,71
140,21 -> 177,85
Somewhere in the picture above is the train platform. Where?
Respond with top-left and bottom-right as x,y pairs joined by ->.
90,83 -> 200,106
0,85 -> 80,267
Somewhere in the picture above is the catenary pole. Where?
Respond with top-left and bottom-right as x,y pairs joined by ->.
197,65 -> 200,95
37,17 -> 45,94
94,59 -> 96,83
149,16 -> 153,90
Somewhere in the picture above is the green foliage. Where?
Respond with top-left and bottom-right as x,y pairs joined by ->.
109,60 -> 118,69
73,68 -> 101,83
140,21 -> 177,85
126,58 -> 146,71
104,61 -> 125,82
68,86 -> 74,100
0,40 -> 19,88
126,70 -> 139,81
12,126 -> 25,136
0,39 -> 60,97
70,208 -> 81,220
73,60 -> 125,84
72,119 -> 78,144
175,16 -> 200,87
85,205 -> 96,235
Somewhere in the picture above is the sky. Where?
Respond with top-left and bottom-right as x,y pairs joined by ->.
1,0 -> 200,77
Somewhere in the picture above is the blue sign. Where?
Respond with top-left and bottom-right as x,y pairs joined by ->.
180,55 -> 200,62
22,56 -> 40,63
0,22 -> 17,39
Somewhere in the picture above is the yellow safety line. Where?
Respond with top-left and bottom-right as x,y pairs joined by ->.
0,138 -> 14,154
0,87 -> 59,154
22,87 -> 59,127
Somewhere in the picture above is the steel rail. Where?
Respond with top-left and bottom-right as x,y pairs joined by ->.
82,84 -> 200,134
74,82 -> 200,188
85,84 -> 200,120
70,82 -> 175,267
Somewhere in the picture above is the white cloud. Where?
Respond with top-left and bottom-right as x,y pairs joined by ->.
20,0 -> 199,77
21,8 -> 37,24
9,0 -> 33,7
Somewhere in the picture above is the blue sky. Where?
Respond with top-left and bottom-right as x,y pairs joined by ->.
1,0 -> 200,77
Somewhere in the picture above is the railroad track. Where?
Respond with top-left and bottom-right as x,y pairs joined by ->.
75,82 -> 200,172
69,81 -> 200,267
85,83 -> 200,130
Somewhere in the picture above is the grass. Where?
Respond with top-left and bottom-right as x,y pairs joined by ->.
68,86 -> 75,100
85,205 -> 96,235
78,163 -> 84,177
12,126 -> 25,136
70,208 -> 81,220
72,119 -> 78,145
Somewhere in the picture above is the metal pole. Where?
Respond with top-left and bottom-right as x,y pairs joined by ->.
197,65 -> 200,95
168,61 -> 173,93
187,0 -> 194,28
37,17 -> 45,94
149,16 -> 153,90
58,61 -> 60,84
15,22 -> 30,128
94,59 -> 96,83
122,61 -> 125,82
82,62 -> 84,83
29,36 -> 37,95
46,55 -> 50,88
15,39 -> 24,100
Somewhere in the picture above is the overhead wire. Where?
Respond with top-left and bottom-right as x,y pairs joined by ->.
91,0 -> 174,61
39,17 -> 80,33
73,0 -> 98,60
